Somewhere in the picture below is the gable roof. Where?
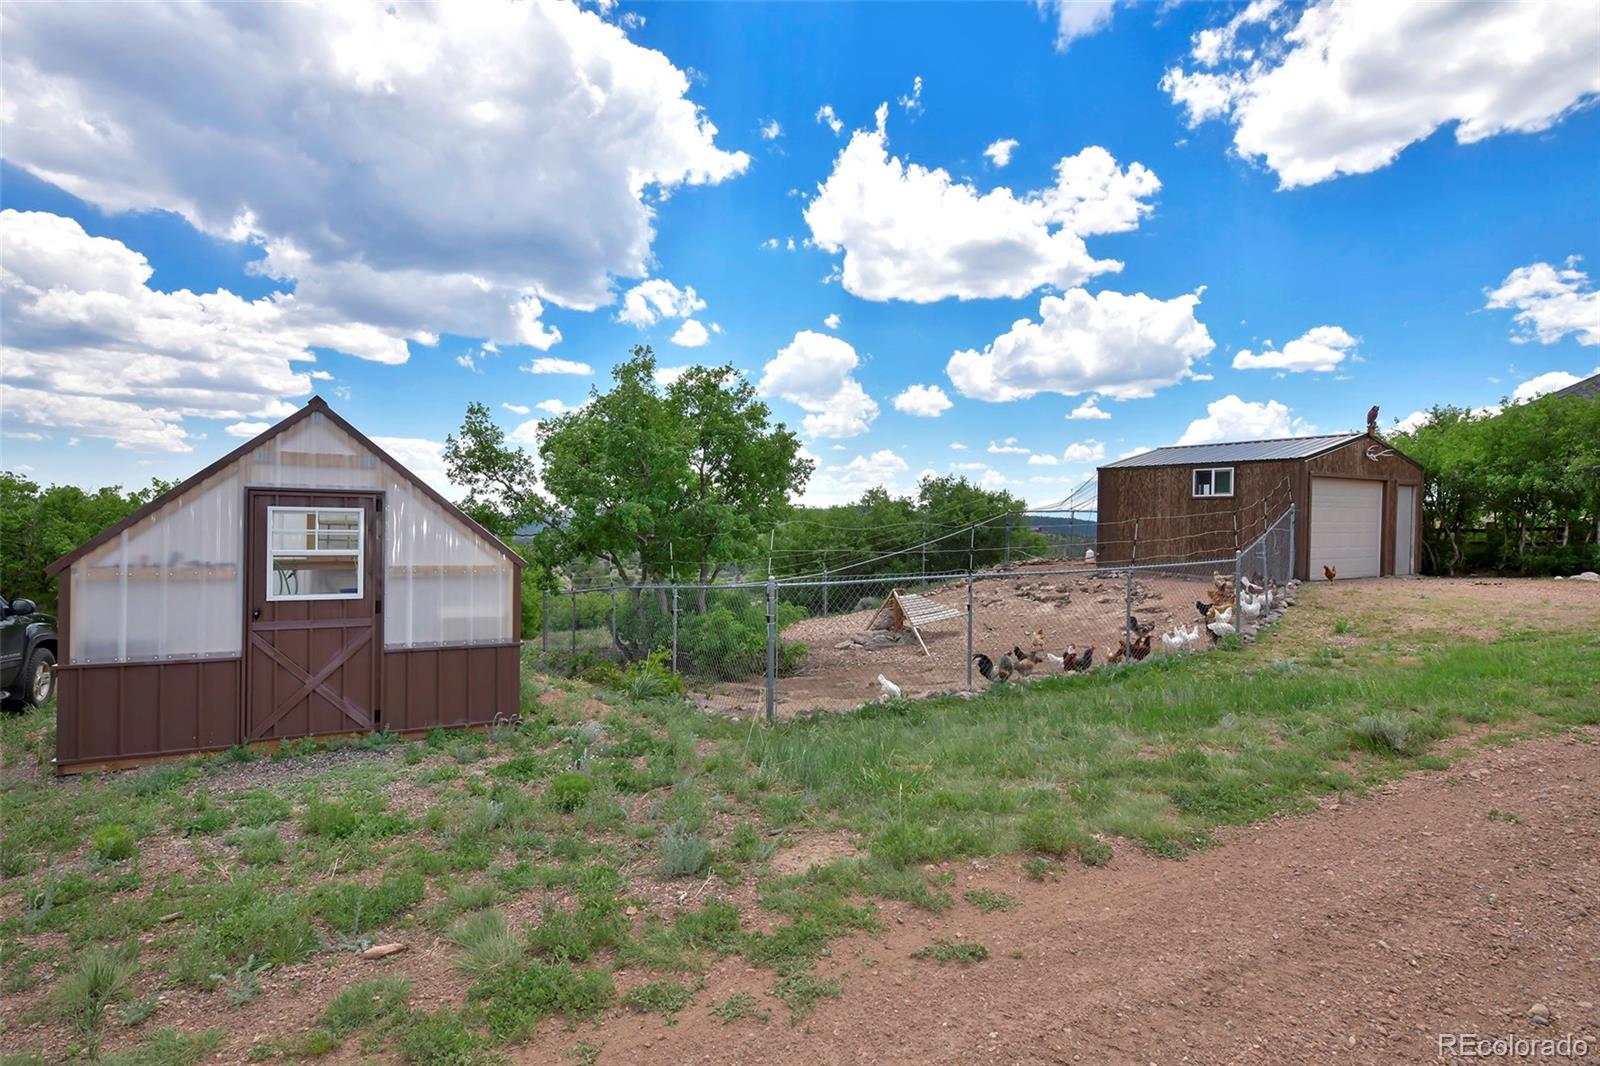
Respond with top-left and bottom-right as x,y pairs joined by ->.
1100,433 -> 1367,469
1549,371 -> 1600,400
47,396 -> 524,576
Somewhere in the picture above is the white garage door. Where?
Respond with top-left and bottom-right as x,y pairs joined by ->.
1311,478 -> 1383,580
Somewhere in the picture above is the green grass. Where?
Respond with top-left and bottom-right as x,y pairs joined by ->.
912,939 -> 989,964
1,594 -> 1594,1061
963,889 -> 1015,914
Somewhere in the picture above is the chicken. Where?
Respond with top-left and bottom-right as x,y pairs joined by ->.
1160,628 -> 1185,652
1130,633 -> 1152,661
1127,614 -> 1155,637
1323,564 -> 1337,581
1196,600 -> 1215,622
1207,620 -> 1236,641
1029,627 -> 1047,652
973,653 -> 1011,683
1012,650 -> 1036,677
1068,645 -> 1094,672
1106,642 -> 1125,665
1241,594 -> 1263,621
1180,623 -> 1202,650
1211,605 -> 1234,626
1045,651 -> 1065,668
877,674 -> 901,702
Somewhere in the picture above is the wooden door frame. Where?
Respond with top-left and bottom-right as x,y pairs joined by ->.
241,487 -> 385,743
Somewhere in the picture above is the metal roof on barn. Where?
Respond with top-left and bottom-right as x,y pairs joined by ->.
1549,371 -> 1600,400
1099,433 -> 1366,469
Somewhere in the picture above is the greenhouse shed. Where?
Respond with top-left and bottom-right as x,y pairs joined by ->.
46,397 -> 524,772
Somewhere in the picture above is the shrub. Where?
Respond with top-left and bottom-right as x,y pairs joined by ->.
657,823 -> 710,878
546,772 -> 593,812
1017,808 -> 1083,858
55,943 -> 138,1052
446,910 -> 523,977
622,650 -> 684,701
99,1027 -> 224,1066
91,824 -> 137,863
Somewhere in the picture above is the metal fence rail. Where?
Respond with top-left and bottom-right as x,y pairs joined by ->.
533,506 -> 1298,723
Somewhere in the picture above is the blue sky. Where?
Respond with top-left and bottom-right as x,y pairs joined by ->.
2,0 -> 1597,506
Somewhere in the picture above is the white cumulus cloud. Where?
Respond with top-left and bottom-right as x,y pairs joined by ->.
1232,325 -> 1358,373
804,107 -> 1160,303
815,104 -> 843,135
1063,439 -> 1107,464
983,138 -> 1019,168
1512,367 -> 1599,403
1036,0 -> 1122,52
617,279 -> 707,329
1162,1 -> 1600,188
523,357 -> 594,376
500,402 -> 532,416
0,1 -> 748,349
670,320 -> 712,348
1067,397 -> 1112,420
823,313 -> 841,330
948,288 -> 1214,402
800,449 -> 910,506
891,384 -> 953,418
988,438 -> 1030,456
759,330 -> 879,439
370,436 -> 456,497
1177,395 -> 1308,446
1485,260 -> 1600,346
0,209 -> 419,451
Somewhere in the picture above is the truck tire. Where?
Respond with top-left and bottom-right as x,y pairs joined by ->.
20,647 -> 55,708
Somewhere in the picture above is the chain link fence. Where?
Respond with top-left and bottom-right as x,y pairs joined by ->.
533,507 -> 1298,721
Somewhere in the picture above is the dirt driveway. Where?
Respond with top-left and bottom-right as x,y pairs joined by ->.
535,728 -> 1600,1065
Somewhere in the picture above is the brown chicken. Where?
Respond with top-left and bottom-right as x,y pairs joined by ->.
1323,564 -> 1337,581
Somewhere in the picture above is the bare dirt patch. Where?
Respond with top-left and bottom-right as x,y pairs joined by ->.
511,729 -> 1600,1065
696,561 -> 1251,719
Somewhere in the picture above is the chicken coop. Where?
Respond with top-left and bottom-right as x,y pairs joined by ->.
46,397 -> 524,772
1096,427 -> 1423,581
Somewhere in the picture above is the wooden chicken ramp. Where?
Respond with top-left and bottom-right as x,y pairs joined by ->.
865,589 -> 963,656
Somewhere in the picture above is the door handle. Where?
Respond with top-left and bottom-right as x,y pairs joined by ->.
252,608 -> 261,620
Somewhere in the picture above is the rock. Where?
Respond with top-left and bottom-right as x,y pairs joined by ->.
1573,571 -> 1600,582
1529,1003 -> 1551,1025
158,911 -> 182,923
362,943 -> 407,960
833,641 -> 855,650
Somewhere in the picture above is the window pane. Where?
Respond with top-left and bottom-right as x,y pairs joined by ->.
271,508 -> 316,531
1215,469 -> 1233,495
1194,470 -> 1212,494
271,555 -> 360,598
317,510 -> 360,531
317,530 -> 360,550
272,530 -> 316,550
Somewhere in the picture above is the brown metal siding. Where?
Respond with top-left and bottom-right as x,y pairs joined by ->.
382,643 -> 520,731
56,658 -> 242,768
1096,459 -> 1301,567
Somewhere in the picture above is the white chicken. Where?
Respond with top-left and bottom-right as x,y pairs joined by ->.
1241,594 -> 1263,621
1211,605 -> 1234,626
1045,651 -> 1065,667
1207,620 -> 1237,640
1180,623 -> 1202,649
877,674 -> 901,702
1160,629 -> 1184,653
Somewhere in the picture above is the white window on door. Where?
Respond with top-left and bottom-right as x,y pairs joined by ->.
1192,467 -> 1235,497
266,507 -> 364,600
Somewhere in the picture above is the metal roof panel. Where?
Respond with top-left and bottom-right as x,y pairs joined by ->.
1099,433 -> 1365,469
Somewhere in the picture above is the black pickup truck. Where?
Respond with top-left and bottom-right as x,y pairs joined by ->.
1,595 -> 56,708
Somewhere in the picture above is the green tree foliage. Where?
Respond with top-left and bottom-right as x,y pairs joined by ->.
1392,394 -> 1600,574
445,348 -> 811,594
0,472 -> 171,609
768,476 -> 1048,579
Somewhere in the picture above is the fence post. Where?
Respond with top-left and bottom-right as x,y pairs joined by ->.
1288,504 -> 1297,583
1123,567 -> 1133,654
671,585 -> 679,675
1233,550 -> 1243,635
966,570 -> 974,692
541,588 -> 549,655
765,575 -> 777,725
609,587 -> 618,654
1004,510 -> 1012,565
822,561 -> 830,617
968,525 -> 975,573
1260,529 -> 1269,589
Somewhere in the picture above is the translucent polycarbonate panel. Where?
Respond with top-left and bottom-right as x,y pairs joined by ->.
67,410 -> 513,663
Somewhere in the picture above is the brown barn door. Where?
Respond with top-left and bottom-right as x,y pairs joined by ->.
245,490 -> 383,742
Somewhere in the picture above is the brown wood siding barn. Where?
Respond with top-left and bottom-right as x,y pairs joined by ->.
1096,432 -> 1424,581
47,398 -> 524,773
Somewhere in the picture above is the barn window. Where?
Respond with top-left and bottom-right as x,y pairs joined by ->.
266,507 -> 364,600
1192,467 -> 1234,498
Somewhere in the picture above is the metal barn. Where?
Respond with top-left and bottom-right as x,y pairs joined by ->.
47,398 -> 524,772
1095,429 -> 1424,581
